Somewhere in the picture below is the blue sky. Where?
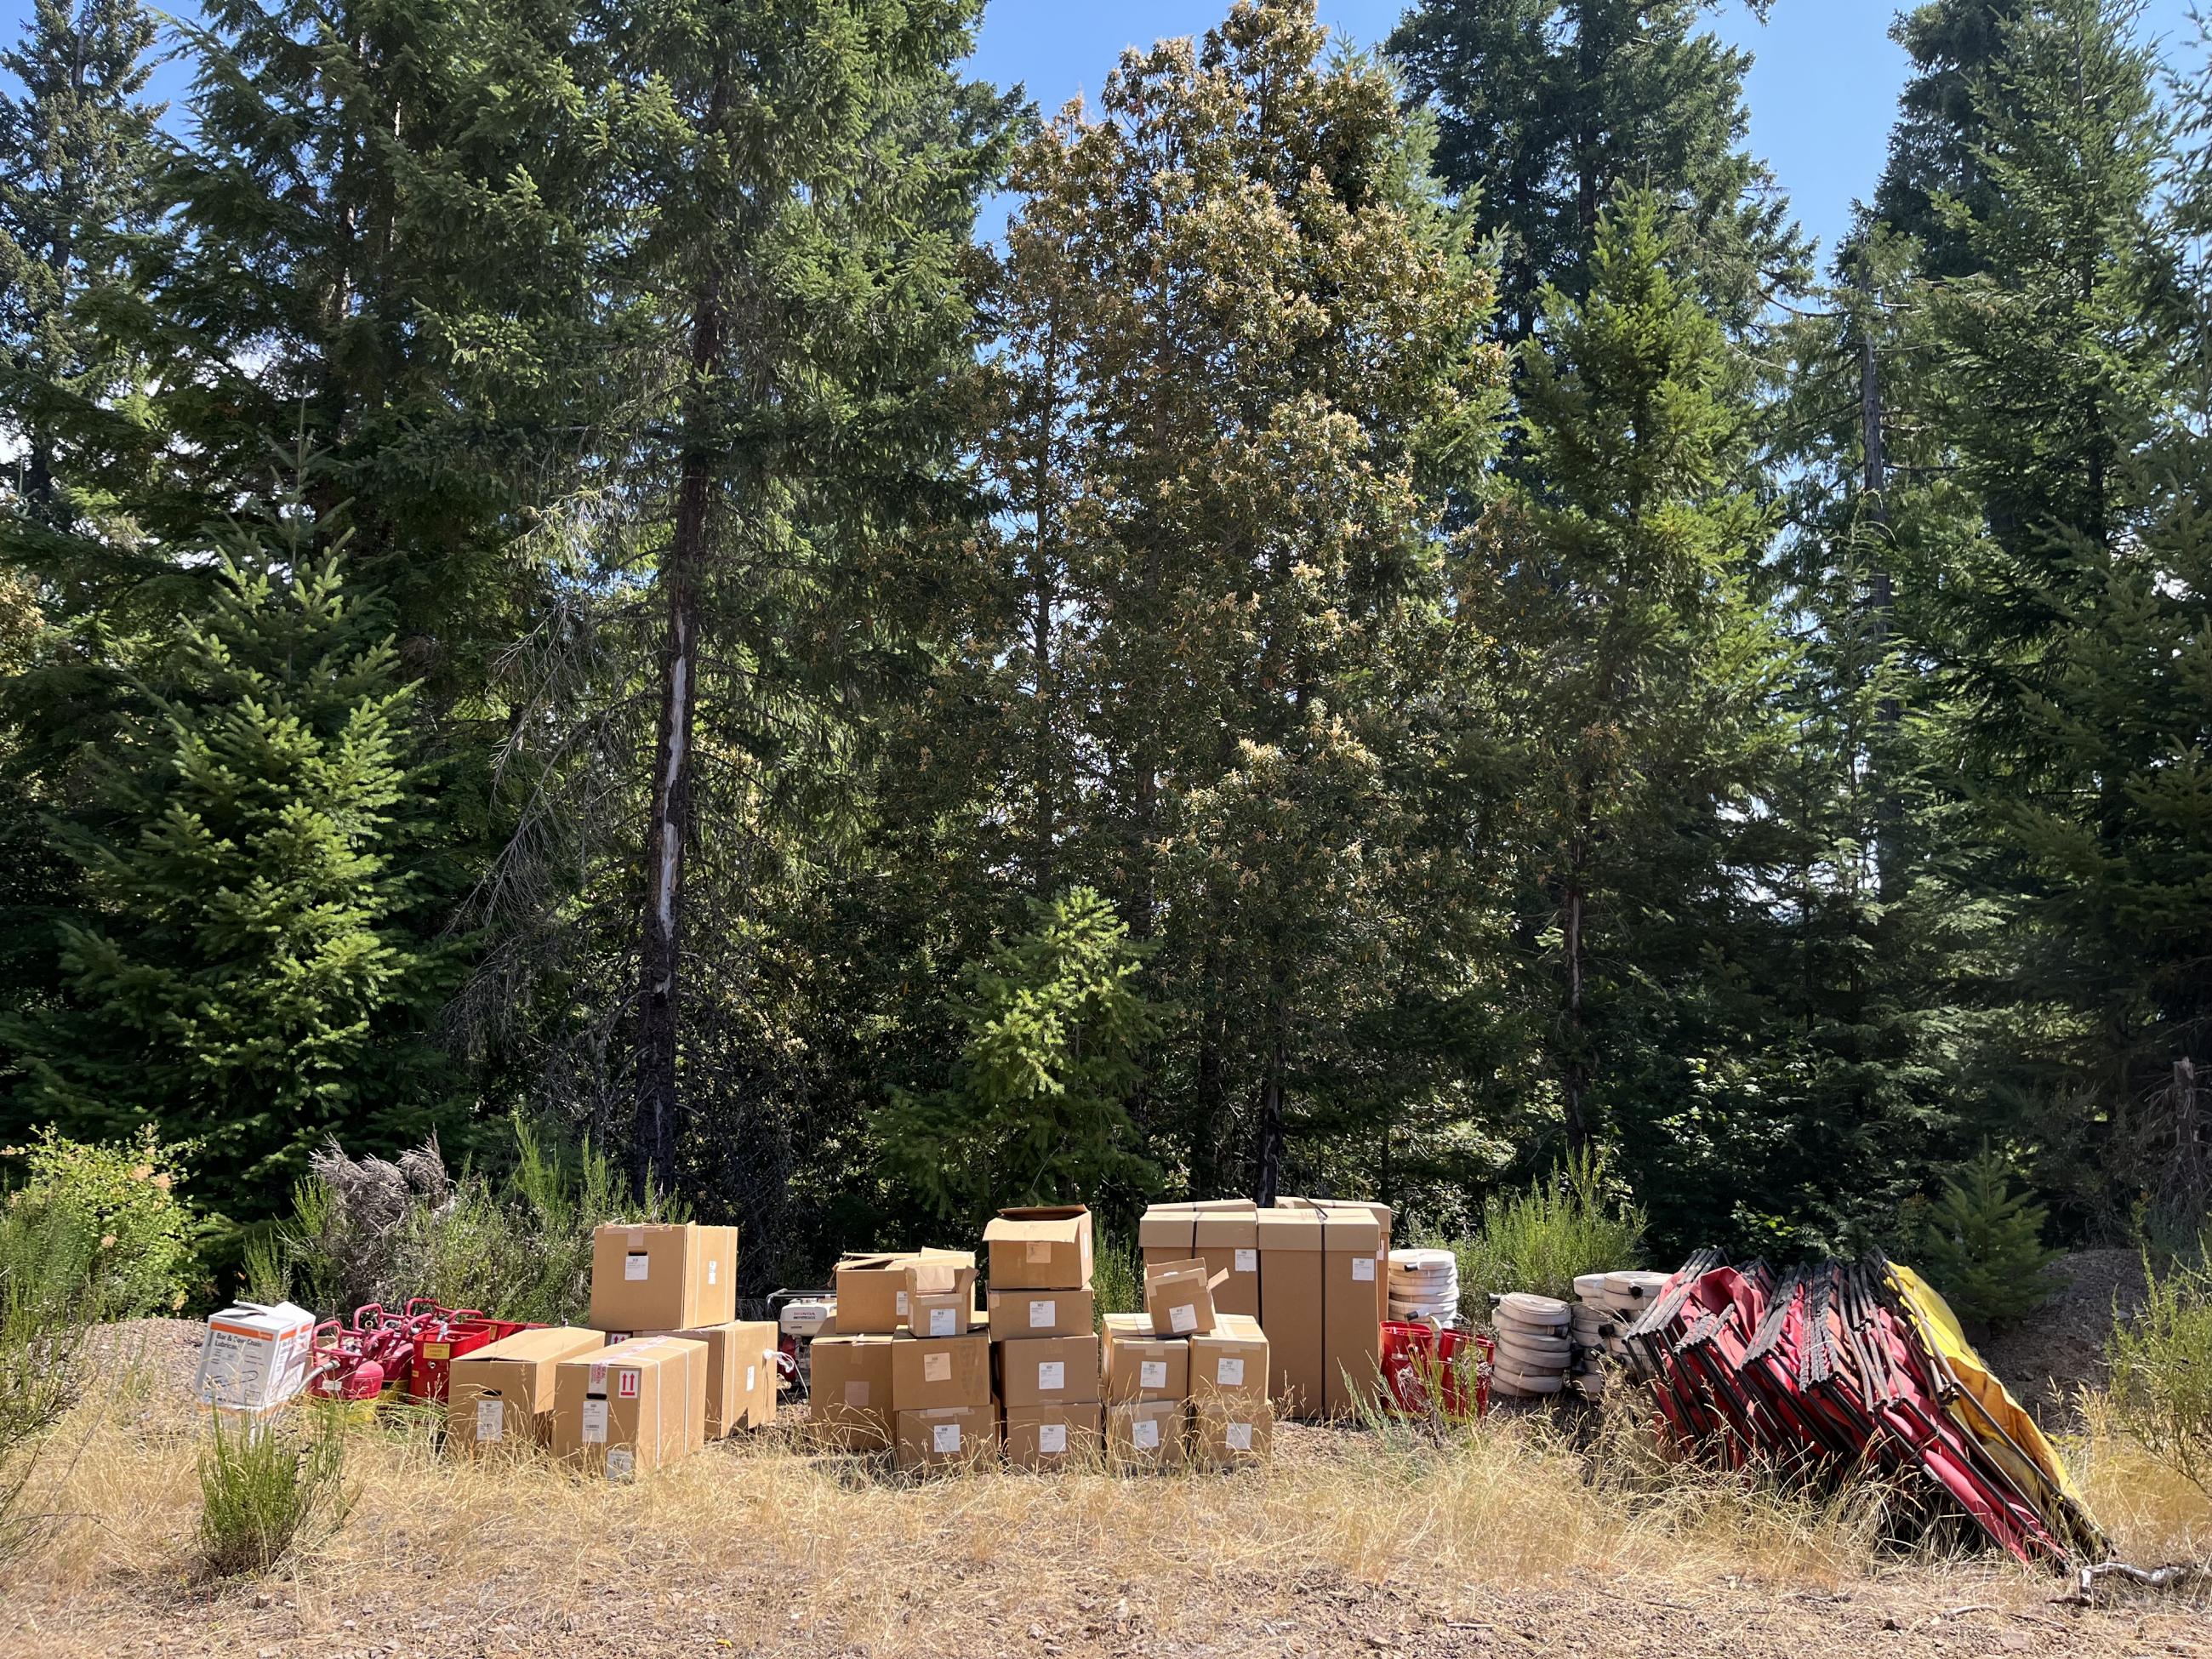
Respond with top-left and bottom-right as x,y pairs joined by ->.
5,0 -> 2205,265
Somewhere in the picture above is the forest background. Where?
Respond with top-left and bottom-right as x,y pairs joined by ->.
3,0 -> 2209,1299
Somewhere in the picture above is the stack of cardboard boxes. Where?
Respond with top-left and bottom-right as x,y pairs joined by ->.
984,1207 -> 1101,1469
1142,1197 -> 1391,1420
442,1221 -> 778,1479
1099,1257 -> 1274,1469
808,1246 -> 991,1468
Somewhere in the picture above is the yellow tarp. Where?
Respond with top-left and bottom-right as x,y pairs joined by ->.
1885,1261 -> 2107,1557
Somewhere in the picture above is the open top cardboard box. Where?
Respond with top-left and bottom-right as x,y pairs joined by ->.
1143,1257 -> 1218,1337
983,1206 -> 1093,1291
834,1248 -> 975,1333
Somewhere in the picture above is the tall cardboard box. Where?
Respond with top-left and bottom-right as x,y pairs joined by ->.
1254,1202 -> 1325,1416
810,1330 -> 894,1451
1100,1313 -> 1189,1403
1140,1200 -> 1260,1318
834,1248 -> 975,1333
983,1206 -> 1093,1290
996,1334 -> 1098,1410
1194,1398 -> 1274,1469
1003,1402 -> 1103,1469
626,1320 -> 777,1439
448,1325 -> 604,1454
1190,1313 -> 1270,1407
588,1223 -> 738,1332
1315,1200 -> 1388,1417
895,1404 -> 997,1473
986,1286 -> 1093,1339
1106,1400 -> 1188,1471
550,1335 -> 707,1478
889,1331 -> 990,1411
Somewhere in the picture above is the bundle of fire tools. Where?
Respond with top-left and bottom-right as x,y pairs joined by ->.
1620,1250 -> 2109,1571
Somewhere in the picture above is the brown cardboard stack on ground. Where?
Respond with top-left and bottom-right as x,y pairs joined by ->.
447,1326 -> 605,1456
981,1206 -> 1093,1473
587,1223 -> 738,1333
996,1331 -> 1100,1469
809,1325 -> 895,1451
550,1334 -> 707,1479
624,1319 -> 778,1439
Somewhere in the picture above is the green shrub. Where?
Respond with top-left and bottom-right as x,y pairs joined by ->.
2107,1244 -> 2212,1497
247,1119 -> 680,1323
1453,1149 -> 1647,1317
197,1407 -> 351,1579
1090,1232 -> 1142,1323
1910,1147 -> 2060,1330
0,1193 -> 103,1562
3,1127 -> 197,1319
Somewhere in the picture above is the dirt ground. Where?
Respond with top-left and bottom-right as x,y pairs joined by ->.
8,1279 -> 2208,1659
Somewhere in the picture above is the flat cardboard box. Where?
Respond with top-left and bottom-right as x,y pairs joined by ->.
889,1331 -> 990,1411
1255,1202 -> 1325,1416
1106,1399 -> 1188,1471
907,1283 -> 981,1338
1189,1313 -> 1270,1407
1194,1398 -> 1274,1469
983,1206 -> 1094,1291
809,1331 -> 895,1451
1100,1313 -> 1189,1403
1143,1257 -> 1218,1337
834,1248 -> 975,1332
1004,1401 -> 1103,1469
986,1286 -> 1094,1339
624,1320 -> 777,1439
995,1334 -> 1099,1408
550,1335 -> 707,1478
448,1325 -> 604,1454
588,1223 -> 738,1333
894,1404 -> 998,1473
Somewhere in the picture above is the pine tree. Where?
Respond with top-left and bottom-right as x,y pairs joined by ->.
1388,0 -> 1803,340
876,887 -> 1160,1223
1485,191 -> 1785,1229
1873,0 -> 2027,278
3,497 -> 461,1205
969,0 -> 1509,1203
1913,1145 -> 2061,1326
602,0 -> 1016,1193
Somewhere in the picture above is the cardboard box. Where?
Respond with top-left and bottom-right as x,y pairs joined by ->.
889,1331 -> 990,1410
1004,1401 -> 1103,1469
1315,1200 -> 1388,1417
550,1335 -> 707,1478
809,1331 -> 895,1451
1255,1202 -> 1325,1415
588,1223 -> 738,1333
1106,1399 -> 1188,1470
1141,1200 -> 1260,1319
986,1286 -> 1094,1339
907,1283 -> 981,1338
894,1404 -> 997,1473
194,1301 -> 316,1410
1190,1313 -> 1270,1407
1100,1313 -> 1188,1403
1143,1257 -> 1218,1337
1194,1398 -> 1274,1469
735,1320 -> 779,1428
448,1326 -> 605,1454
983,1206 -> 1093,1290
996,1334 -> 1099,1408
834,1248 -> 975,1332
624,1320 -> 777,1439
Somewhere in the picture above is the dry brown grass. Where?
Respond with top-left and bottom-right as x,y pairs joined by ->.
10,1354 -> 2210,1658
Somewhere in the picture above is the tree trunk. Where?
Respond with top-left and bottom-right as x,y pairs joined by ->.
1251,984 -> 1289,1206
635,258 -> 723,1197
